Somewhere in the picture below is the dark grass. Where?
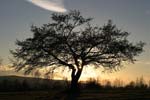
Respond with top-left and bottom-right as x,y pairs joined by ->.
0,89 -> 150,100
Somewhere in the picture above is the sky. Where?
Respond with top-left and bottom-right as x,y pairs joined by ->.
0,0 -> 150,82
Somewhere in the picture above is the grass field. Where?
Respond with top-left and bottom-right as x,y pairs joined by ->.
0,89 -> 150,100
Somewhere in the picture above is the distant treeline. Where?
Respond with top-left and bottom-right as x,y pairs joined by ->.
0,76 -> 150,92
83,77 -> 150,90
0,76 -> 67,92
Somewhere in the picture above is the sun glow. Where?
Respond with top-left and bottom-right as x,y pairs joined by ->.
80,66 -> 100,81
51,66 -> 102,81
28,62 -> 150,84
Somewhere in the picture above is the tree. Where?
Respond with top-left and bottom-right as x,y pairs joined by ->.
10,10 -> 144,91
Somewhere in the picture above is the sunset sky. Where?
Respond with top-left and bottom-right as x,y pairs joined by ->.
0,0 -> 150,82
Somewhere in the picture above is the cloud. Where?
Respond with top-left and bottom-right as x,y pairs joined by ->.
27,0 -> 67,12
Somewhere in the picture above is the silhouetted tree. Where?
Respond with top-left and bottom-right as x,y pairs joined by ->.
10,10 -> 144,91
113,79 -> 124,88
135,77 -> 147,89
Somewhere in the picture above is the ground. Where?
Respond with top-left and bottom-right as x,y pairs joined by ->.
0,89 -> 150,100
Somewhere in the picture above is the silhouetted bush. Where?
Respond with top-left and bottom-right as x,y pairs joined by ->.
85,78 -> 102,89
125,81 -> 136,89
104,80 -> 112,89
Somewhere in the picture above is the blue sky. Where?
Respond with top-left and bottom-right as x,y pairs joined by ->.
0,0 -> 150,81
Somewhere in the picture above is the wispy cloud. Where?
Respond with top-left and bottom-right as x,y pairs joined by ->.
27,0 -> 67,12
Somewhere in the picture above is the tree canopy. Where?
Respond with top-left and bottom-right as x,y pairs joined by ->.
11,10 -> 144,90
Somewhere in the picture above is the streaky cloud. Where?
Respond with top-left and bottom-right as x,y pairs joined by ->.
27,0 -> 67,13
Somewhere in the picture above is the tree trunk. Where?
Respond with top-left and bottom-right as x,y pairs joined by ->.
70,77 -> 78,92
70,68 -> 82,92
